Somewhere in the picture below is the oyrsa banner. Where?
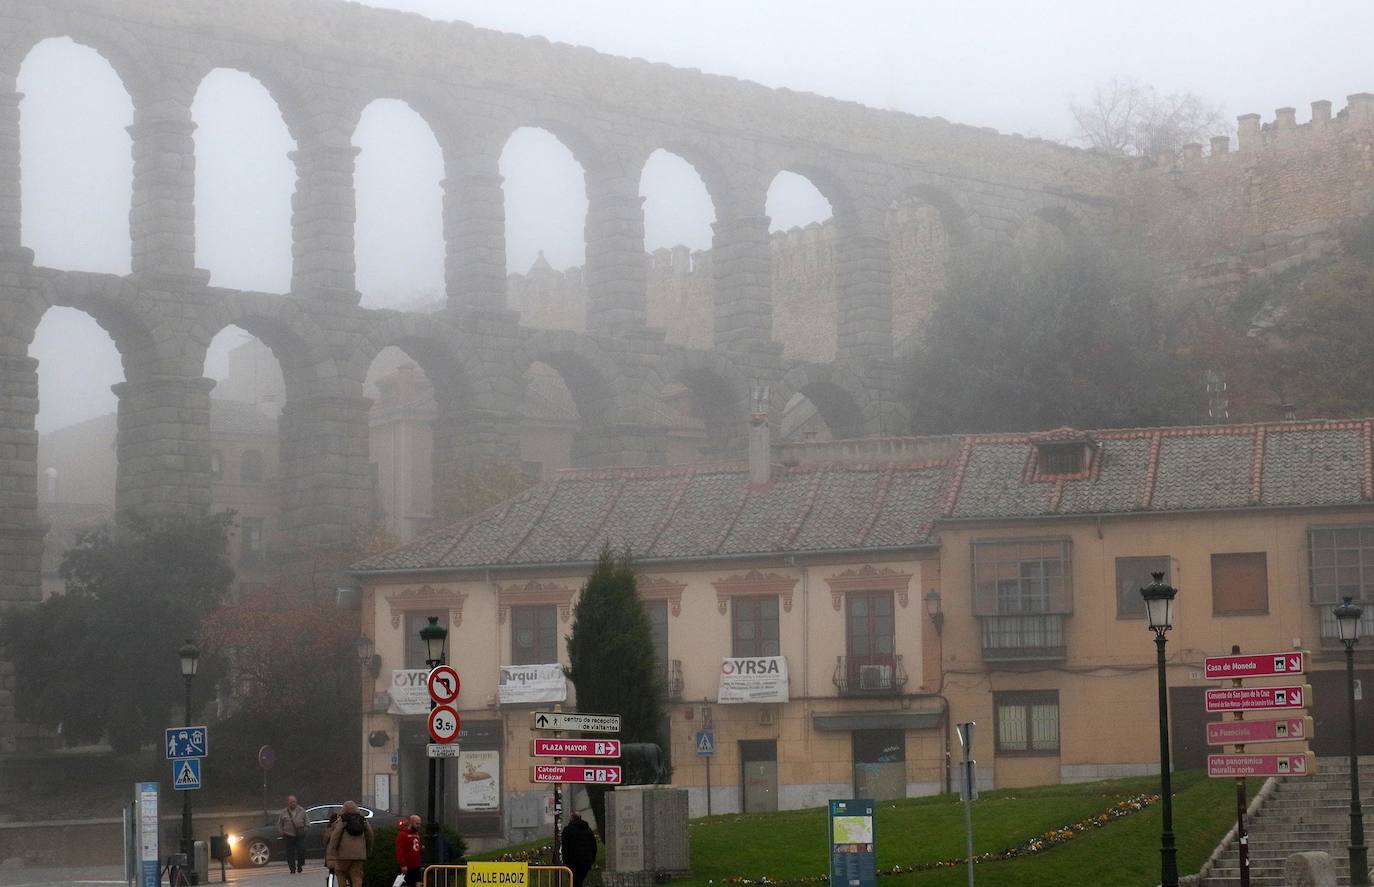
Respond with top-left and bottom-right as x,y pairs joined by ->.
718,656 -> 789,704
497,663 -> 567,705
388,669 -> 433,716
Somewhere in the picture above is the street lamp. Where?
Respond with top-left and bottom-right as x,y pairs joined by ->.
1334,596 -> 1370,886
1141,572 -> 1178,887
178,640 -> 200,882
419,617 -> 448,865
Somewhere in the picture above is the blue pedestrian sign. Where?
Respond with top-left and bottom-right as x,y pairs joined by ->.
172,758 -> 202,791
694,729 -> 715,757
165,726 -> 209,759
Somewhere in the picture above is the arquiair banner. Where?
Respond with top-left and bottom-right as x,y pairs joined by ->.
497,663 -> 567,705
718,656 -> 789,704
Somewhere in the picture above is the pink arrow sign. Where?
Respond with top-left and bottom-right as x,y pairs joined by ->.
1204,685 -> 1310,713
531,738 -> 622,758
1207,753 -> 1314,778
1206,717 -> 1312,746
529,764 -> 622,785
1203,651 -> 1305,680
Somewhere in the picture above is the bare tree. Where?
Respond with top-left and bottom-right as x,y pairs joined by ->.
1070,77 -> 1229,161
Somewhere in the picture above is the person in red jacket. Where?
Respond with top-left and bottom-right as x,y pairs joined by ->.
396,814 -> 424,886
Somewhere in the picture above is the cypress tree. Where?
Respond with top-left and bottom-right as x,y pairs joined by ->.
565,544 -> 665,833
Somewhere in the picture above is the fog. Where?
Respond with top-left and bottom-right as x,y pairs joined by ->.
21,0 -> 1374,432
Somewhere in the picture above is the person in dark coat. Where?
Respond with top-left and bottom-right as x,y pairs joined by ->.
560,813 -> 598,887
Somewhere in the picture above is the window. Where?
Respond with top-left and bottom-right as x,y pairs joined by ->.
1116,556 -> 1171,619
1212,552 -> 1269,615
995,691 -> 1060,755
731,596 -> 779,657
210,450 -> 223,480
1308,526 -> 1374,604
852,729 -> 905,801
1038,444 -> 1084,475
972,540 -> 1072,616
240,449 -> 266,483
511,605 -> 558,664
240,517 -> 264,567
404,612 -> 450,668
846,591 -> 895,659
645,599 -> 669,677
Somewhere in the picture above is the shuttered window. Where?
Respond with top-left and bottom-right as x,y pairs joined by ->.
1308,526 -> 1374,604
1211,552 -> 1269,615
972,540 -> 1072,616
995,691 -> 1060,755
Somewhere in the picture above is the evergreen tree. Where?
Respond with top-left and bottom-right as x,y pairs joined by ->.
565,545 -> 665,834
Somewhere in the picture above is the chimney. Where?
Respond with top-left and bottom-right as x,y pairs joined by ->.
749,384 -> 771,485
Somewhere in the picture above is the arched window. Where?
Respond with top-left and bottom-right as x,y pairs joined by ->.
641,149 -> 716,349
766,172 -> 836,362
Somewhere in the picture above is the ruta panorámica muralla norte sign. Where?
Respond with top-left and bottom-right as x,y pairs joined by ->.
1204,651 -> 1305,680
1207,752 -> 1317,778
1204,685 -> 1311,713
466,862 -> 529,887
718,656 -> 789,704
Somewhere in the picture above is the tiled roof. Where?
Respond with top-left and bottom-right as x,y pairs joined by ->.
354,420 -> 1374,574
351,460 -> 953,573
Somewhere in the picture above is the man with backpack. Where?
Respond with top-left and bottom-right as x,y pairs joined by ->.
326,801 -> 374,887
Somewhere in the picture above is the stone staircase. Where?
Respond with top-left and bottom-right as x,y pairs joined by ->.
1198,756 -> 1374,887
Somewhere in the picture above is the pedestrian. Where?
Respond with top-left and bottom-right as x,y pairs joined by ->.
395,814 -> 424,886
327,801 -> 374,887
560,812 -> 598,887
278,795 -> 309,874
324,811 -> 341,886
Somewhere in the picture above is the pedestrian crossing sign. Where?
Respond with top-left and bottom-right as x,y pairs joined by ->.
172,758 -> 202,790
694,730 -> 715,757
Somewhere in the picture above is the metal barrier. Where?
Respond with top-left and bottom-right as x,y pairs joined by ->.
423,865 -> 574,887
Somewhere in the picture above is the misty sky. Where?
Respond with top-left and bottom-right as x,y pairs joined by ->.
22,0 -> 1374,434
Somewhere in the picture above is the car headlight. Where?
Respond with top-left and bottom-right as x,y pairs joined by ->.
226,835 -> 240,846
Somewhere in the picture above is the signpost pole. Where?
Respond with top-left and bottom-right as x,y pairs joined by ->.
703,705 -> 713,816
1229,645 -> 1250,887
956,722 -> 975,887
552,702 -> 562,867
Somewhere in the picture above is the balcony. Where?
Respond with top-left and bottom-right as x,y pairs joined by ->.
980,614 -> 1066,661
833,655 -> 908,696
667,659 -> 684,701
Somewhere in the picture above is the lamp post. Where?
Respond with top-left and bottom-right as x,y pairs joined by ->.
419,616 -> 448,865
1334,596 -> 1371,886
1141,572 -> 1178,887
178,640 -> 200,882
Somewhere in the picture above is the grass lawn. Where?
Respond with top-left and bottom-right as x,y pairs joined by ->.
474,771 -> 1258,886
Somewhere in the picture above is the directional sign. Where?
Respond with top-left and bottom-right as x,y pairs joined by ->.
530,712 -> 621,733
1206,716 -> 1313,746
529,764 -> 622,785
1204,651 -> 1305,680
172,758 -> 202,790
428,705 -> 461,743
427,666 -> 461,705
164,726 -> 208,759
1207,752 -> 1316,778
1204,684 -> 1311,713
531,738 -> 621,758
427,743 -> 462,759
695,730 -> 715,757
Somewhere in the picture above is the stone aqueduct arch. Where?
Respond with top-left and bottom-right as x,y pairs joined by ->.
0,0 -> 1117,746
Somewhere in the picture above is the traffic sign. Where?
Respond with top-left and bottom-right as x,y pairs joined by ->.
695,730 -> 715,757
1206,716 -> 1313,746
530,712 -> 621,733
531,738 -> 621,758
1207,752 -> 1316,778
427,743 -> 462,759
529,764 -> 622,784
257,745 -> 275,770
1204,651 -> 1305,680
427,666 -> 461,705
428,705 -> 461,743
1204,684 -> 1311,713
164,726 -> 209,759
172,758 -> 202,790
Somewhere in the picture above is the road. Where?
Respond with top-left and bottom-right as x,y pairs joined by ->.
0,861 -> 316,887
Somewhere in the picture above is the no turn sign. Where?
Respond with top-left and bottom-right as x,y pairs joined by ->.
428,705 -> 461,743
427,666 -> 461,705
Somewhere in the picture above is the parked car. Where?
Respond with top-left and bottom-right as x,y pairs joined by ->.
228,804 -> 396,867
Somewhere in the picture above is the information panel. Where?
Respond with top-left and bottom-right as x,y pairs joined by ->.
828,799 -> 876,887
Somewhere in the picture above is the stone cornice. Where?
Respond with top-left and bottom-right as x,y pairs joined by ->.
823,564 -> 913,611
384,584 -> 468,629
636,574 -> 686,617
496,579 -> 576,624
711,569 -> 798,615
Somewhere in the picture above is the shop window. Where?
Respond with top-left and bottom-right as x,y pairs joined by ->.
852,729 -> 905,801
995,691 -> 1060,755
1116,556 -> 1171,619
1212,552 -> 1269,615
511,604 -> 558,664
731,596 -> 779,657
740,740 -> 777,812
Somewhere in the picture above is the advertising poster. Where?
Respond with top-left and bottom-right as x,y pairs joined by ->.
497,663 -> 567,705
718,656 -> 789,703
458,750 -> 501,811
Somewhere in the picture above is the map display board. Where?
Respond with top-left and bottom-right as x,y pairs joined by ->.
828,799 -> 876,887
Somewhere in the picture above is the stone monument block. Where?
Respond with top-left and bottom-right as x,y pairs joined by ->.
604,786 -> 690,883
1283,851 -> 1336,887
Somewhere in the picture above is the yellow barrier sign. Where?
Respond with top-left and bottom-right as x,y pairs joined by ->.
466,862 -> 530,887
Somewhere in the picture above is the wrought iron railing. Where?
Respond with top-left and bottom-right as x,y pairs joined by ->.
667,659 -> 685,701
832,654 -> 908,696
980,613 -> 1066,660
